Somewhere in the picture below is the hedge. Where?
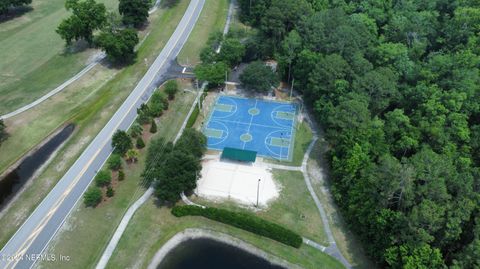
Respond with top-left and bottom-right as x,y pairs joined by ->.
186,92 -> 208,128
186,106 -> 199,128
172,205 -> 302,248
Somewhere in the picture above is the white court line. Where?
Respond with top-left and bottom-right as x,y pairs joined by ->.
243,99 -> 257,150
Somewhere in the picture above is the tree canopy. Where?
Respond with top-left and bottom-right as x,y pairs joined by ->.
143,129 -> 206,203
56,0 -> 107,46
118,0 -> 150,28
240,61 -> 279,93
238,0 -> 480,267
111,130 -> 133,155
95,28 -> 139,64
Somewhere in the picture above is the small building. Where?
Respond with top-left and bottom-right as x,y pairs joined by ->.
221,147 -> 257,163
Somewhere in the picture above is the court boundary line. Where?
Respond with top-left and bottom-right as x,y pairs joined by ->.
204,96 -> 297,162
205,120 -> 230,146
243,99 -> 258,150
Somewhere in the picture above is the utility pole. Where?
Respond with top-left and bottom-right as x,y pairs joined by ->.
196,79 -> 201,112
256,178 -> 261,208
290,78 -> 294,100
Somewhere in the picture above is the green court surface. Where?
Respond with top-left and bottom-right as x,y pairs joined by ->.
275,111 -> 295,120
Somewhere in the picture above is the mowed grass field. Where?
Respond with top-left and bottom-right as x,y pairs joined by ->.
37,80 -> 197,269
0,0 -> 190,249
0,0 -> 118,114
176,0 -> 229,65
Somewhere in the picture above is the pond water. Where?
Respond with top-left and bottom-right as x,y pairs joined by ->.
158,238 -> 286,269
0,124 -> 74,209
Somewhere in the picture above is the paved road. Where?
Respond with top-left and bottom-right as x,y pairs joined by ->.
0,1 -> 205,268
0,0 -> 163,120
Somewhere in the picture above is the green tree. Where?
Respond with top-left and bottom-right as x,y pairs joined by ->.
240,61 -> 279,93
106,186 -> 114,197
118,0 -> 150,28
0,119 -> 8,147
164,80 -> 179,100
278,30 -> 302,82
194,62 -> 229,87
150,91 -> 168,116
217,38 -> 246,66
136,103 -> 152,124
83,187 -> 102,207
56,0 -> 107,46
142,138 -> 173,185
136,136 -> 145,149
95,28 -> 139,64
174,129 -> 207,158
150,119 -> 157,133
108,154 -> 122,170
129,122 -> 143,138
95,170 -> 111,187
118,169 -> 125,181
155,150 -> 201,203
385,244 -> 445,269
112,130 -> 133,155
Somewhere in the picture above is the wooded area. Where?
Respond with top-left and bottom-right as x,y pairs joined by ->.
237,0 -> 480,268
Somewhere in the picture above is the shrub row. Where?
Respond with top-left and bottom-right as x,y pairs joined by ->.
171,205 -> 302,248
186,92 -> 208,128
186,106 -> 199,128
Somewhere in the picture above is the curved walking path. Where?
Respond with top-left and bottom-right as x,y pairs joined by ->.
0,53 -> 105,120
0,1 -> 163,120
95,187 -> 154,269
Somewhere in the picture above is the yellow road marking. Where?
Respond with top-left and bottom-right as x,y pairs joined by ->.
5,3 -> 199,267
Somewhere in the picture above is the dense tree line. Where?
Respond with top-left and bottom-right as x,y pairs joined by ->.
238,0 -> 480,268
0,0 -> 31,15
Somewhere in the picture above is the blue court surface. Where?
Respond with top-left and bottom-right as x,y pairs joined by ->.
203,95 -> 297,161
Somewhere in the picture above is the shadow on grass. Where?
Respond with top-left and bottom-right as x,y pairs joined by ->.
0,6 -> 33,23
161,0 -> 181,9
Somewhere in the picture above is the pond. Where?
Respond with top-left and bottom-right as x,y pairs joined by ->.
0,124 -> 74,209
158,238 -> 286,269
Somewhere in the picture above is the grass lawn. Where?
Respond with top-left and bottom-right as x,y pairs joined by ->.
0,1 -> 190,249
191,169 -> 329,245
105,200 -> 344,269
0,0 -> 118,114
176,0 -> 229,66
36,80 -> 197,269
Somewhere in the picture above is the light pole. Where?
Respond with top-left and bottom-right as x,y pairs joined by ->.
256,178 -> 261,208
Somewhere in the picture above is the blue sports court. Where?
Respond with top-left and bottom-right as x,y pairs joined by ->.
203,95 -> 297,161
